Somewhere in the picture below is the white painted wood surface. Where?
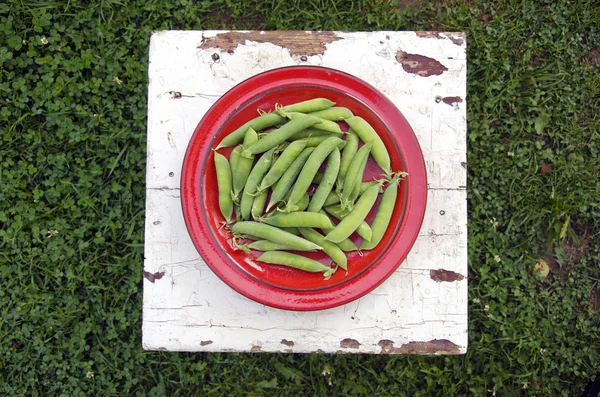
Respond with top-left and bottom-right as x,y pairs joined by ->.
143,31 -> 467,354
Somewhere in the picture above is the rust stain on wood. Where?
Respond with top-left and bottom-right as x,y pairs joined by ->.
144,271 -> 165,283
396,51 -> 448,77
378,339 -> 461,354
200,340 -> 213,346
430,269 -> 465,282
280,339 -> 294,347
198,31 -> 342,56
442,96 -> 463,106
340,338 -> 360,349
251,345 -> 262,352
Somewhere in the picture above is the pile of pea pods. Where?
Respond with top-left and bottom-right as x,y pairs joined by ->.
213,98 -> 406,280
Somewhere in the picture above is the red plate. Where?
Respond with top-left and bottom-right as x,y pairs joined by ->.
181,66 -> 426,311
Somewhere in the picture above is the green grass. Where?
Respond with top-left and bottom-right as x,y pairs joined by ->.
1,0 -> 599,395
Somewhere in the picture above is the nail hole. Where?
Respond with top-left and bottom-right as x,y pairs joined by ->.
439,210 -> 446,215
153,220 -> 161,225
211,53 -> 220,62
300,55 -> 308,62
169,172 -> 175,177
435,96 -> 442,103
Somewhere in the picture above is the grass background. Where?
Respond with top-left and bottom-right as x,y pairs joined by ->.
1,0 -> 599,395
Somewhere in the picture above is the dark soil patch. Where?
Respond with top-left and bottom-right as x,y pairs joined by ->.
581,46 -> 600,66
544,220 -> 593,281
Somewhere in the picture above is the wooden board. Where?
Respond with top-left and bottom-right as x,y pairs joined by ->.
143,30 -> 467,354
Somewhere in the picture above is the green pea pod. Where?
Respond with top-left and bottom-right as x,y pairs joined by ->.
214,151 -> 233,222
345,116 -> 391,174
347,149 -> 370,206
229,145 -> 242,181
286,137 -> 345,211
256,251 -> 336,279
242,115 -> 321,158
337,131 -> 359,191
216,112 -> 285,150
240,148 -> 276,220
232,222 -> 322,251
267,147 -> 315,210
325,184 -> 381,243
261,212 -> 335,229
360,176 -> 399,250
308,107 -> 354,121
232,127 -> 259,199
308,148 -> 340,213
288,128 -> 338,141
281,98 -> 336,113
299,228 -> 347,271
257,139 -> 307,193
296,193 -> 310,212
323,181 -> 380,209
318,210 -> 359,252
341,142 -> 372,209
247,240 -> 317,252
251,189 -> 268,220
323,205 -> 373,242
294,135 -> 337,148
284,112 -> 343,134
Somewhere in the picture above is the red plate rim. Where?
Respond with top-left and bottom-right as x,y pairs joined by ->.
181,66 -> 427,311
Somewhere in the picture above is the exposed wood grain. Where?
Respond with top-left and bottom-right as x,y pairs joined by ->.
430,269 -> 465,282
199,31 -> 343,56
442,96 -> 463,106
340,338 -> 361,349
379,339 -> 461,354
396,51 -> 448,76
143,271 -> 164,283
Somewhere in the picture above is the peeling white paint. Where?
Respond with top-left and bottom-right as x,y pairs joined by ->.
143,31 -> 467,354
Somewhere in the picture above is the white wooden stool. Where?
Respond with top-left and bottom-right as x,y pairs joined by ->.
143,30 -> 467,354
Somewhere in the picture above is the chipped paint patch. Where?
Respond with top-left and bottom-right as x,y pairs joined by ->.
198,31 -> 342,56
395,51 -> 448,77
251,345 -> 262,352
442,96 -> 463,107
378,339 -> 461,354
415,31 -> 444,40
378,339 -> 395,353
200,340 -> 213,346
280,339 -> 294,347
284,349 -> 293,353
430,269 -> 465,282
340,338 -> 360,349
447,33 -> 465,46
144,271 -> 165,283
